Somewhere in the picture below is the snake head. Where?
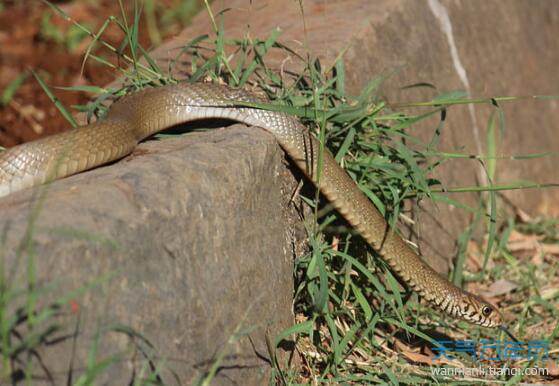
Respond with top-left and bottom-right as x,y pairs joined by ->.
457,293 -> 520,341
457,292 -> 503,328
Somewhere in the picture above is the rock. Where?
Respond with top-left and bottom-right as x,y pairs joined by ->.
0,125 -> 303,385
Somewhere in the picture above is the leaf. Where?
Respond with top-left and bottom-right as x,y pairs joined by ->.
55,85 -> 108,94
1,72 -> 28,106
31,70 -> 77,127
483,279 -> 518,297
334,127 -> 355,162
432,89 -> 468,102
274,320 -> 313,347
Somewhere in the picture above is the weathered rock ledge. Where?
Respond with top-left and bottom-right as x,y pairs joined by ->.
0,125 -> 303,385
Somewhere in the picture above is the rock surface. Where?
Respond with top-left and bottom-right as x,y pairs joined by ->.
148,0 -> 559,272
0,126 -> 303,385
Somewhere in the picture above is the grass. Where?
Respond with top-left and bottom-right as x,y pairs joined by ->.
1,0 -> 559,384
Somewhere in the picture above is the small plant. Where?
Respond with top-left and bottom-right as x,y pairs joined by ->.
40,12 -> 90,52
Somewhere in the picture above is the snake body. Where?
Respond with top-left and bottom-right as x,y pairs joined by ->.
0,82 -> 503,328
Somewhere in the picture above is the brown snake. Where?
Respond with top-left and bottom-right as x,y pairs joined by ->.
0,82 -> 515,334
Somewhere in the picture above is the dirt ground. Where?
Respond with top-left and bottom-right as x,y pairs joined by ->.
0,0 -> 199,147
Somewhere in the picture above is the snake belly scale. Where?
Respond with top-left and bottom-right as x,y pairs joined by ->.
0,82 -> 505,329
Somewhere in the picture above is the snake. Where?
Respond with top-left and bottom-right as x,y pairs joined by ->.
0,82 -> 515,334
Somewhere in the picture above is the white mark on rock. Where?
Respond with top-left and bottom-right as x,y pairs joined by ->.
428,0 -> 485,181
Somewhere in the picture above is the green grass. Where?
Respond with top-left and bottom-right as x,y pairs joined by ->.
2,0 -> 559,384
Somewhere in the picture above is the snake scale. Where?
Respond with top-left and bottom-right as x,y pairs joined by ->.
0,82 -> 512,332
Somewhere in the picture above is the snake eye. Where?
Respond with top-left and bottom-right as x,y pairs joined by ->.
482,306 -> 493,317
